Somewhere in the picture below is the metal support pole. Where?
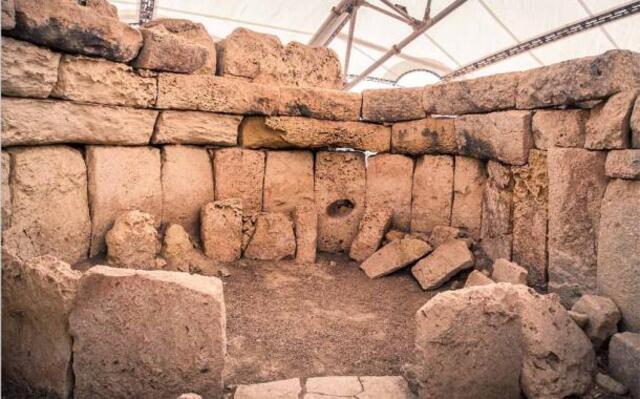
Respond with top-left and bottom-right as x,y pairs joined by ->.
309,0 -> 353,46
362,1 -> 410,24
138,0 -> 156,25
344,6 -> 358,79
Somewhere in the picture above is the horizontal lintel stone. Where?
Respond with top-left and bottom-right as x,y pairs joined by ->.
279,86 -> 361,121
152,110 -> 241,146
391,117 -> 457,155
362,87 -> 425,123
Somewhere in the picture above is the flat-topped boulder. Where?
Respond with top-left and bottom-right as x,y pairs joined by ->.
1,37 -> 61,98
360,237 -> 432,279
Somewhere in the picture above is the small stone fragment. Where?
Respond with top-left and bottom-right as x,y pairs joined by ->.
360,238 -> 432,279
571,294 -> 621,348
491,258 -> 528,285
585,90 -> 638,149
153,111 -> 240,146
1,37 -> 61,98
412,239 -> 474,290
608,332 -> 640,399
391,117 -> 457,156
464,270 -> 495,288
200,199 -> 243,263
161,224 -> 194,273
244,212 -> 296,261
105,210 -> 160,270
605,149 -> 640,179
349,207 -> 393,262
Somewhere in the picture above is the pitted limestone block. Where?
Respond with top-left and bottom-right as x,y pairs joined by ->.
263,151 -> 314,213
2,151 -> 11,228
2,0 -> 15,29
156,74 -> 280,115
491,258 -> 528,285
69,266 -> 226,399
360,237 -> 431,279
362,87 -> 425,123
51,54 -> 156,107
571,295 -> 621,347
106,210 -> 160,270
201,199 -> 243,262
9,0 -> 143,62
315,151 -> 366,253
244,212 -> 296,261
512,150 -> 548,290
213,148 -> 265,215
597,179 -> 640,332
605,149 -> 640,180
632,97 -> 640,148
153,111 -> 240,146
2,98 -> 158,146
161,145 -> 215,241
455,110 -> 533,166
2,146 -> 90,264
2,255 -> 81,399
391,117 -> 457,156
480,161 -> 513,261
451,156 -> 487,239
366,154 -> 413,231
283,41 -> 343,89
293,205 -> 318,264
235,378 -> 302,399
87,146 -> 162,257
279,86 -> 361,121
411,239 -> 474,290
609,333 -> 640,399
548,148 -> 607,306
464,270 -> 494,288
585,90 -> 638,149
531,109 -> 586,149
410,155 -> 454,234
1,37 -> 60,98
349,207 -> 393,262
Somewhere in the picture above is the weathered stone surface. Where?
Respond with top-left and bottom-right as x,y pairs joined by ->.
235,378 -> 302,399
306,376 -> 362,397
2,0 -> 15,30
161,145 -> 214,240
609,333 -> 640,399
366,154 -> 413,230
51,54 -> 156,107
595,373 -> 628,396
391,117 -> 456,156
10,0 -> 143,62
315,151 -> 366,253
2,146 -> 90,264
2,98 -> 158,146
293,205 -> 317,264
213,148 -> 264,214
512,150 -> 548,290
605,149 -> 640,179
201,199 -> 243,263
360,238 -> 431,279
161,224 -> 222,276
548,148 -> 607,306
283,41 -> 343,89
585,90 -> 638,149
1,37 -> 60,98
244,212 -> 296,261
428,225 -> 466,248
455,110 -> 533,166
2,151 -> 11,227
279,86 -> 361,121
349,207 -> 393,262
356,376 -> 415,399
571,294 -> 620,348
157,74 -> 280,115
69,266 -> 226,399
464,270 -> 494,287
2,255 -> 81,399
516,50 -> 640,109
411,239 -> 474,290
239,116 -> 289,149
106,210 -> 160,269
153,111 -> 240,146
597,179 -> 640,331
263,151 -> 314,213
531,109 -> 586,149
87,146 -> 162,256
491,258 -> 527,285
632,97 -> 640,148
410,155 -> 454,233
451,156 -> 487,238
362,87 -> 425,122
480,161 -> 513,261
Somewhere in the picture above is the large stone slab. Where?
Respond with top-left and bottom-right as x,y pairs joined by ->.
315,151 -> 366,253
605,149 -> 640,180
585,90 -> 638,149
2,146 -> 90,264
597,179 -> 640,332
2,255 -> 81,399
1,37 -> 60,98
10,0 -> 143,62
531,109 -> 586,149
279,86 -> 361,121
244,212 -> 296,260
235,378 -> 302,399
609,333 -> 640,399
360,237 -> 431,279
455,110 -> 533,166
366,154 -> 413,230
451,156 -> 487,238
201,199 -> 243,262
362,87 -> 425,123
410,155 -> 454,233
2,98 -> 158,146
51,54 -> 156,107
480,161 -> 513,261
263,150 -> 314,213
161,145 -> 215,241
87,146 -> 162,256
213,148 -> 265,215
411,239 -> 474,290
391,117 -> 456,156
153,111 -> 240,146
548,148 -> 607,306
349,207 -> 393,262
69,266 -> 226,399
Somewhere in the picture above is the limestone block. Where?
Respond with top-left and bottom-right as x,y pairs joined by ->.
306,376 -> 362,397
1,255 -> 81,399
86,146 -> 162,257
161,145 -> 215,240
200,199 -> 243,263
585,90 -> 638,149
366,154 -> 413,230
2,0 -> 15,29
235,378 -> 302,399
244,212 -> 296,261
451,156 -> 487,239
10,0 -> 143,62
69,266 -> 226,399
2,151 -> 11,228
480,161 -> 513,261
609,333 -> 640,399
349,207 -> 393,262
2,146 -> 90,264
161,224 -> 222,276
263,151 -> 314,213
455,110 -> 533,166
464,270 -> 495,288
213,148 -> 265,215
282,41 -> 343,89
571,294 -> 621,348
605,149 -> 640,179
362,87 -> 425,122
360,238 -> 431,279
391,117 -> 457,156
597,179 -> 640,331
293,205 -> 317,264
239,116 -> 289,149
1,37 -> 60,98
153,111 -> 240,146
411,239 -> 474,290
2,98 -> 158,146
531,109 -> 586,149
279,86 -> 361,121
632,97 -> 640,148
106,210 -> 160,270
491,258 -> 528,285
315,151 -> 366,253
51,54 -> 156,107
410,155 -> 454,233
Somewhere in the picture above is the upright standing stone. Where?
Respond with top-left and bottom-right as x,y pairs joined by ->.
366,154 -> 413,230
263,151 -> 314,213
293,205 -> 317,264
200,199 -> 243,262
548,148 -> 607,306
451,156 -> 487,238
153,111 -> 241,146
2,151 -> 11,228
1,37 -> 61,98
410,155 -> 454,233
213,148 -> 265,215
349,207 -> 393,262
480,161 -> 513,261
585,90 -> 638,149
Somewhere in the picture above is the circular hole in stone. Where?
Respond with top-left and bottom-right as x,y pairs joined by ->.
326,199 -> 355,218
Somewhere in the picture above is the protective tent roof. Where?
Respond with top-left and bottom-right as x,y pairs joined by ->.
111,0 -> 640,90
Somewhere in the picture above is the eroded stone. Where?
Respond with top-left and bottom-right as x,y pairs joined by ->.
410,155 -> 453,233
244,212 -> 296,261
571,294 -> 620,348
480,161 -> 513,261
411,239 -> 474,290
201,199 -> 243,263
531,109 -> 586,149
1,37 -> 60,98
153,111 -> 240,146
106,210 -> 160,269
451,156 -> 487,238
279,86 -> 361,121
263,150 -> 314,213
362,87 -> 425,122
464,270 -> 495,287
293,205 -> 317,264
491,258 -> 527,285
609,333 -> 640,399
585,90 -> 638,149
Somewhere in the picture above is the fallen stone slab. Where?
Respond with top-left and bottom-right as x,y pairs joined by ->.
360,237 -> 432,279
293,205 -> 317,264
632,97 -> 640,148
279,86 -> 361,121
213,148 -> 265,215
410,155 -> 454,233
609,332 -> 640,399
362,87 -> 425,122
349,207 -> 393,262
366,154 -> 413,230
244,212 -> 296,261
153,111 -> 240,146
263,150 -> 314,213
491,258 -> 528,285
464,270 -> 494,287
69,266 -> 226,399
234,378 -> 302,399
2,98 -> 158,146
2,0 -> 15,29
1,37 -> 61,98
605,149 -> 640,179
201,199 -> 243,263
106,210 -> 160,270
411,239 -> 474,290
391,117 -> 457,156
2,255 -> 81,399
451,156 -> 487,239
9,0 -> 143,62
531,109 -> 586,149
571,294 -> 620,348
585,90 -> 638,149
428,226 -> 467,249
